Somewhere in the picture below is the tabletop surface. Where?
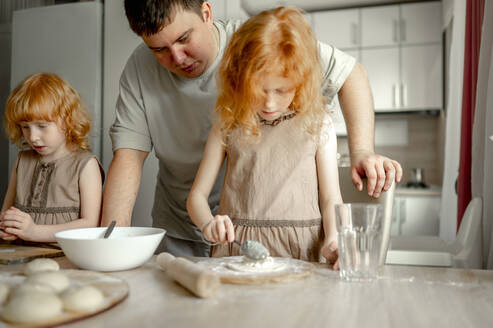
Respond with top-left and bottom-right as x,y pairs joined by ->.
1,256 -> 493,328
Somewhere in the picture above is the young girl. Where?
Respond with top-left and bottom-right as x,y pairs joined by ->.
0,73 -> 104,243
187,6 -> 342,265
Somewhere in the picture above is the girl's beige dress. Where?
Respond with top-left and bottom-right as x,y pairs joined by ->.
13,150 -> 103,225
212,113 -> 332,261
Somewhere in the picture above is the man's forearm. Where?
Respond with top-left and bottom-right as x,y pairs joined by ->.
101,149 -> 148,227
338,62 -> 375,155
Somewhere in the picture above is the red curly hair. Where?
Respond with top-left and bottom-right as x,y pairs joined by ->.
216,6 -> 326,142
4,73 -> 92,151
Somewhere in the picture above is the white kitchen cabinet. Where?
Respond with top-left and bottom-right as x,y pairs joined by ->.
361,47 -> 400,110
313,2 -> 441,50
360,2 -> 442,111
225,0 -> 249,20
208,0 -> 227,20
312,9 -> 359,50
311,1 -> 442,112
209,0 -> 248,20
391,192 -> 441,236
361,2 -> 441,47
401,44 -> 443,109
362,44 -> 443,112
361,5 -> 399,47
400,2 -> 442,45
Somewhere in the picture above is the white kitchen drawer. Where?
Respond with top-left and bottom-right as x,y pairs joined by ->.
391,192 -> 441,236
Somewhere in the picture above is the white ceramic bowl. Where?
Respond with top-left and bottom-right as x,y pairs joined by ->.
55,227 -> 166,271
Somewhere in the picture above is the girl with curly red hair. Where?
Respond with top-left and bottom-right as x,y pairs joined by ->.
1,73 -> 104,243
187,7 -> 343,265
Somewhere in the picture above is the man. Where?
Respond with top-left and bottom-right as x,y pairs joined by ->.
102,0 -> 402,256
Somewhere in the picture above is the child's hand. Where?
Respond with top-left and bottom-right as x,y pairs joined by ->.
0,207 -> 37,241
0,210 -> 17,241
0,229 -> 18,241
201,215 -> 235,245
321,240 -> 339,270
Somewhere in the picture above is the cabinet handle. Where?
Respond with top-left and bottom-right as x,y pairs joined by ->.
401,84 -> 407,107
351,23 -> 358,45
400,19 -> 406,42
393,19 -> 398,43
393,84 -> 400,108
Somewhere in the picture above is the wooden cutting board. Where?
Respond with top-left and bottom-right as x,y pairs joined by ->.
0,269 -> 129,327
0,244 -> 64,265
196,257 -> 315,285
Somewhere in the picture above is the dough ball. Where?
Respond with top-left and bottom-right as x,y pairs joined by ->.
0,283 -> 9,305
1,291 -> 62,324
24,258 -> 60,275
11,282 -> 55,297
61,285 -> 104,312
25,271 -> 70,293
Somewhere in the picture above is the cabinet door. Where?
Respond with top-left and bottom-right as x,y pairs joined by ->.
400,2 -> 442,45
361,48 -> 399,111
208,0 -> 226,20
361,5 -> 399,47
225,0 -> 249,20
401,44 -> 443,109
312,9 -> 359,50
399,196 -> 440,236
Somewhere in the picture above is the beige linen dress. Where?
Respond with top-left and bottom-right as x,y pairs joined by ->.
13,150 -> 103,225
212,113 -> 332,261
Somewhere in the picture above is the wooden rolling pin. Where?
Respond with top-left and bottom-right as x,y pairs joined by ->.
156,252 -> 220,298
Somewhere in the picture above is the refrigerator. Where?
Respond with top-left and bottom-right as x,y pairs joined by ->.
9,2 -> 103,171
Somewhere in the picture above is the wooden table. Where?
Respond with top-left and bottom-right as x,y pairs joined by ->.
1,257 -> 493,327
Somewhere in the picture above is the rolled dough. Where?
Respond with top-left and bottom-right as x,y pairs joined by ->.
198,256 -> 315,284
226,256 -> 287,273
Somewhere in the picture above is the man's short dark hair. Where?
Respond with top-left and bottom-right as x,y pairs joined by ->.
124,0 -> 205,36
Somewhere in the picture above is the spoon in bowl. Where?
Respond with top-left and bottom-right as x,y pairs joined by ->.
103,220 -> 116,239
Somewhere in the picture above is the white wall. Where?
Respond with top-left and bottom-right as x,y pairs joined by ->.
439,0 -> 465,242
473,0 -> 493,269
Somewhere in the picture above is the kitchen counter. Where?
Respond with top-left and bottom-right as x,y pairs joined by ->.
2,257 -> 493,327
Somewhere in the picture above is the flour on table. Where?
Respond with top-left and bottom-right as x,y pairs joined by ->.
225,256 -> 287,273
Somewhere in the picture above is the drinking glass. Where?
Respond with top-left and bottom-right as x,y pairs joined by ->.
335,203 -> 383,282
